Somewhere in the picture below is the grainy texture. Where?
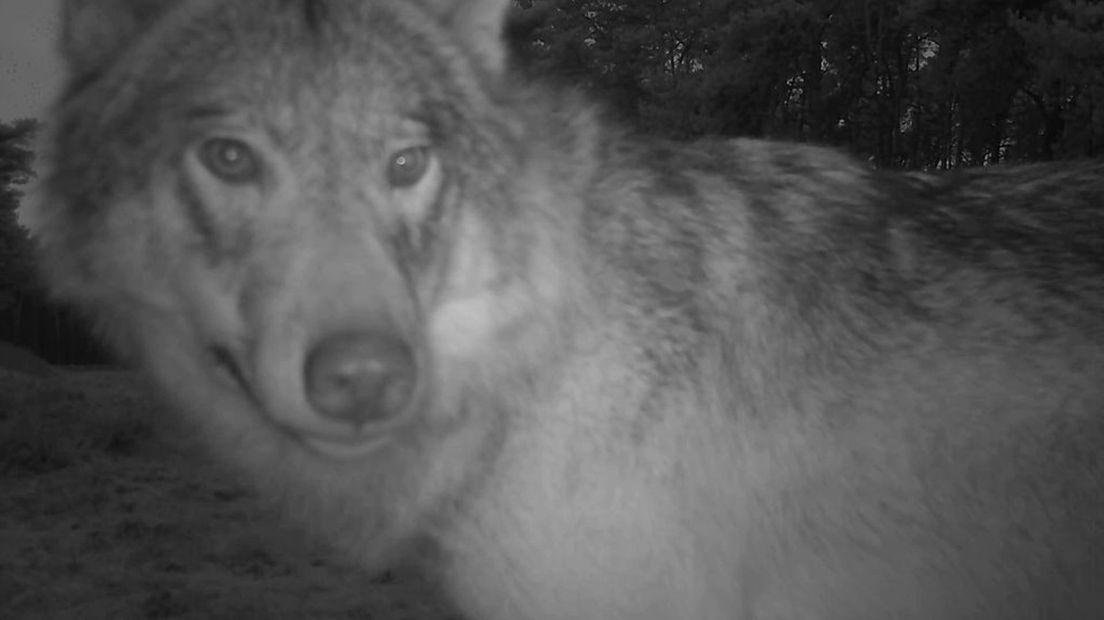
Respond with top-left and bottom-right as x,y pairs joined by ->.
26,1 -> 1104,619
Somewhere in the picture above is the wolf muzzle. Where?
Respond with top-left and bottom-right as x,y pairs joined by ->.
304,331 -> 417,426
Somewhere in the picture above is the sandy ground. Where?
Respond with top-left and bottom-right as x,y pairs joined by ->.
0,367 -> 453,619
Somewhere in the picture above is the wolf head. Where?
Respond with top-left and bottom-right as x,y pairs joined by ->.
57,0 -> 514,83
32,0 -> 593,566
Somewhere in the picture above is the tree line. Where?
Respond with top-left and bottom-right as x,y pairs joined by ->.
1,118 -> 109,364
2,0 -> 1101,363
511,0 -> 1103,168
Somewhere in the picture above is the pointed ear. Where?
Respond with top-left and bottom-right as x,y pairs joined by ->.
59,0 -> 175,80
419,0 -> 515,74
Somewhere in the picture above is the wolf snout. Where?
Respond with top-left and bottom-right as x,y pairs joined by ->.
304,332 -> 417,426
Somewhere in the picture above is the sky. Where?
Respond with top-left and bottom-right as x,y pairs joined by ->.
0,0 -> 64,121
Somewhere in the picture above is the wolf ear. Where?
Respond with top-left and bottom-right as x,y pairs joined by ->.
59,0 -> 175,80
419,0 -> 515,74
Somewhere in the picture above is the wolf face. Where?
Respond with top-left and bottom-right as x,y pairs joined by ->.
37,0 -> 573,572
29,1 -> 1104,619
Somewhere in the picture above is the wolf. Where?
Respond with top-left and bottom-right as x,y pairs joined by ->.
26,0 -> 1104,618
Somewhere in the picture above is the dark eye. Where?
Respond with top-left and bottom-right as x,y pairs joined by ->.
387,146 -> 431,188
199,138 -> 261,184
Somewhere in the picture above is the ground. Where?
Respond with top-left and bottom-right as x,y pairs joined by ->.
0,366 -> 451,620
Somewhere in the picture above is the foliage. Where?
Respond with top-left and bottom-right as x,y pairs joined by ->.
0,118 -> 110,365
511,0 -> 1104,168
0,118 -> 39,303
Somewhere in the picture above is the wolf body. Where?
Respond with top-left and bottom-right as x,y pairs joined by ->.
28,1 -> 1104,618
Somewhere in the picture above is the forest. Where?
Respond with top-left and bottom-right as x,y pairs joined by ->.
512,0 -> 1103,166
1,0 -> 1102,363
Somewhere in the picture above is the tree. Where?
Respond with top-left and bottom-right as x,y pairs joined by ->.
0,117 -> 111,365
0,118 -> 39,305
511,0 -> 1103,168
1010,0 -> 1104,160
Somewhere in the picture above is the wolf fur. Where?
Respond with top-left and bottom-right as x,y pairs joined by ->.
27,0 -> 1104,618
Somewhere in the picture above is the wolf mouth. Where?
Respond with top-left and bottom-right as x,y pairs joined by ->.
206,333 -> 420,460
210,343 -> 253,398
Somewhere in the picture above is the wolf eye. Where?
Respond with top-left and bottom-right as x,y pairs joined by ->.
199,138 -> 261,184
387,146 -> 431,188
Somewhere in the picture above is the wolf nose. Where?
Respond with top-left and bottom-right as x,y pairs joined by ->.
304,332 -> 416,426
